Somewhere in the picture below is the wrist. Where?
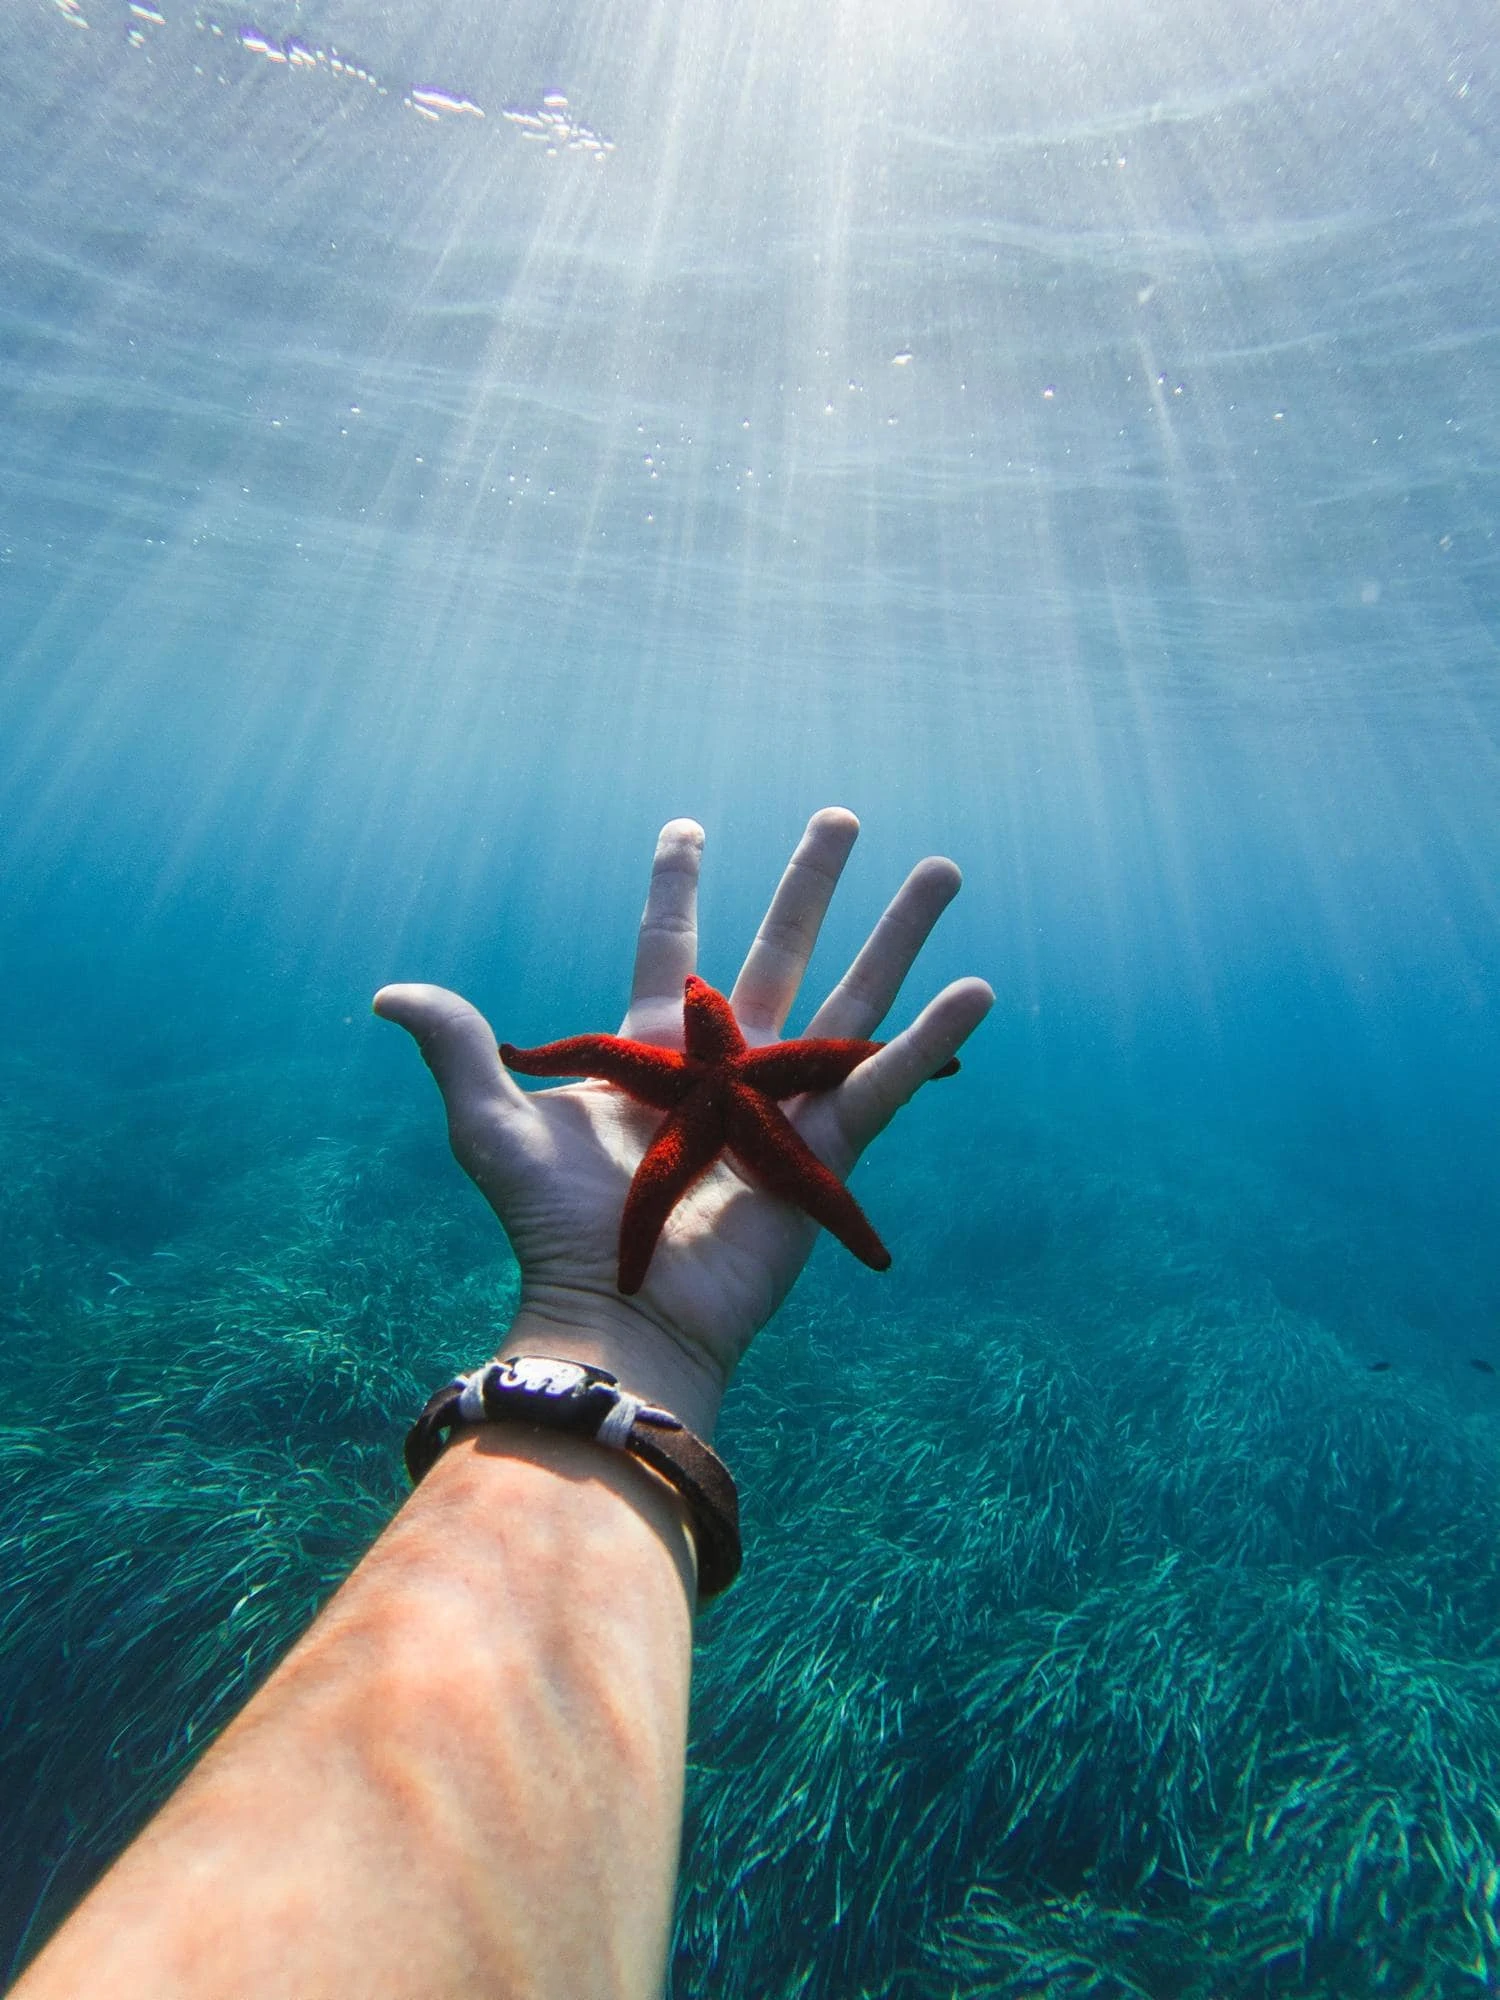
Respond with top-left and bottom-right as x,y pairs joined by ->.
499,1286 -> 728,1440
405,1332 -> 741,1599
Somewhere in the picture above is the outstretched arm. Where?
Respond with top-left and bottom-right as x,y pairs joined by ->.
12,808 -> 991,2000
14,1429 -> 697,2000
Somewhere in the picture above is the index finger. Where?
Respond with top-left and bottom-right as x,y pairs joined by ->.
628,818 -> 705,1014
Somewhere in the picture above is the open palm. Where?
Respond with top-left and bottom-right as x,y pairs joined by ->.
375,808 -> 992,1437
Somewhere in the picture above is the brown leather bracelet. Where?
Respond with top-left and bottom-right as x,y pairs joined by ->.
404,1355 -> 741,1598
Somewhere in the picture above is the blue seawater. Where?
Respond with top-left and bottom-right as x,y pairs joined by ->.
2,0 -> 1498,1990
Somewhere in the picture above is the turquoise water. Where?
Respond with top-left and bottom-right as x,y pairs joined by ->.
3,0 -> 1499,1989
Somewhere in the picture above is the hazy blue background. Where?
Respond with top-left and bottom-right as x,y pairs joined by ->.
2,0 -> 1499,1966
5,0 -> 1498,1351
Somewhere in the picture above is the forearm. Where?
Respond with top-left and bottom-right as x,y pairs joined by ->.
13,1425 -> 697,2000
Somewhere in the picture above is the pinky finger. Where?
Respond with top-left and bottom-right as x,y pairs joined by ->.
835,977 -> 995,1152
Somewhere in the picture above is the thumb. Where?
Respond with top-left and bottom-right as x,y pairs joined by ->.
373,983 -> 527,1147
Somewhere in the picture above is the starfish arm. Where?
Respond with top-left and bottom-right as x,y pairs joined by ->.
739,1038 -> 959,1098
499,1035 -> 688,1111
682,975 -> 747,1065
737,1037 -> 882,1099
617,1090 -> 728,1295
723,1083 -> 892,1272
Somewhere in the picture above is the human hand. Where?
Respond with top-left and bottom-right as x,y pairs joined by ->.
375,808 -> 992,1436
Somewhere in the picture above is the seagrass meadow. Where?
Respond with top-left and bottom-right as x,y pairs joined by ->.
3,1047 -> 1497,1996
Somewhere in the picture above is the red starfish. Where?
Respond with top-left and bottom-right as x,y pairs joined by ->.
500,975 -> 959,1295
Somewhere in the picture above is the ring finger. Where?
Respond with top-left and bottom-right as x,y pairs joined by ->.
804,855 -> 963,1040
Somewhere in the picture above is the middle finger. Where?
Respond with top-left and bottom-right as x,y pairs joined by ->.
730,807 -> 860,1036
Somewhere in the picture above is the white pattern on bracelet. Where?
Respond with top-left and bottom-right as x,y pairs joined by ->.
455,1367 -> 490,1422
595,1391 -> 642,1449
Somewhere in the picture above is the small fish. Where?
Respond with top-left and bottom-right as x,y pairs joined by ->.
1367,1360 -> 1393,1372
1466,1356 -> 1496,1375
